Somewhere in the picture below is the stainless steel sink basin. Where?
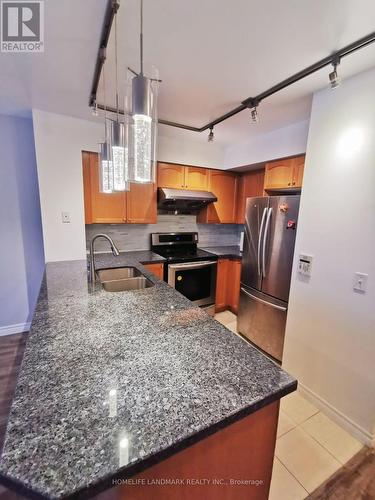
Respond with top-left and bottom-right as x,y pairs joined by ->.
96,267 -> 154,292
97,267 -> 143,281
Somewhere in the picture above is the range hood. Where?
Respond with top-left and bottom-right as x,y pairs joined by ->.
157,188 -> 217,213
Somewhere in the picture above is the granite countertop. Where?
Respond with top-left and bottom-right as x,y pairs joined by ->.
200,245 -> 243,259
0,251 -> 296,500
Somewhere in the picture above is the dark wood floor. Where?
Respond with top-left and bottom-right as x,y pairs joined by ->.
308,446 -> 375,500
0,333 -> 374,500
0,333 -> 27,500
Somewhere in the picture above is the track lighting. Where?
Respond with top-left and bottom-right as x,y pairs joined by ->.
208,127 -> 214,142
329,58 -> 341,90
91,102 -> 98,116
250,104 -> 259,124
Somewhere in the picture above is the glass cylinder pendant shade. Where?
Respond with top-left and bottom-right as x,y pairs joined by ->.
110,120 -> 129,192
127,73 -> 159,184
99,142 -> 114,193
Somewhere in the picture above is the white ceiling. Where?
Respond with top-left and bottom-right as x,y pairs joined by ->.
1,0 -> 375,146
0,0 -> 106,118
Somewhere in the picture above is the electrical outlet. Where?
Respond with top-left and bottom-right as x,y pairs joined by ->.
61,212 -> 70,223
298,254 -> 313,277
353,272 -> 368,293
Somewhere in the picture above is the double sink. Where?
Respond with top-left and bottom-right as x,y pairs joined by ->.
97,267 -> 154,292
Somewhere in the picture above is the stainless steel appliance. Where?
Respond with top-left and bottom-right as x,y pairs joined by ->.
157,188 -> 217,213
151,232 -> 217,314
238,195 -> 300,361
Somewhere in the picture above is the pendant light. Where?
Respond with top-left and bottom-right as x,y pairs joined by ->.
99,50 -> 114,193
126,0 -> 159,184
110,6 -> 129,192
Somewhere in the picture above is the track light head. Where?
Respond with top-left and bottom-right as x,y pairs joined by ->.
91,102 -> 98,116
250,106 -> 259,124
208,127 -> 214,142
329,58 -> 341,90
245,98 -> 259,124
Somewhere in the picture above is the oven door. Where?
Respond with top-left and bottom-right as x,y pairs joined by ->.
168,261 -> 217,307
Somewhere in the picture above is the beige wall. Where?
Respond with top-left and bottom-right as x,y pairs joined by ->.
283,68 -> 375,444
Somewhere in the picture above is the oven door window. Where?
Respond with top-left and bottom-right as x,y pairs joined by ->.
175,266 -> 212,302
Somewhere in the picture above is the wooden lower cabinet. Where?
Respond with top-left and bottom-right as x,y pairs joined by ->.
215,259 -> 230,312
82,151 -> 157,224
215,259 -> 241,313
97,401 -> 279,500
226,260 -> 242,314
142,263 -> 164,280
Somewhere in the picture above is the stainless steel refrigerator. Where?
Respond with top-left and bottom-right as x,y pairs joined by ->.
237,195 -> 300,361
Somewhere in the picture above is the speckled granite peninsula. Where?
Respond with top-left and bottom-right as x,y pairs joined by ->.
0,251 -> 296,499
200,245 -> 243,259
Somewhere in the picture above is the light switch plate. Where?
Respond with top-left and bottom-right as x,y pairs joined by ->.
298,254 -> 313,277
353,272 -> 368,293
61,212 -> 70,223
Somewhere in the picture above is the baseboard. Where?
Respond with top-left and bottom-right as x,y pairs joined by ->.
0,322 -> 30,337
298,383 -> 374,447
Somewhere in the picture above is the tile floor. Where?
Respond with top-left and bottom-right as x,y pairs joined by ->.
214,311 -> 364,499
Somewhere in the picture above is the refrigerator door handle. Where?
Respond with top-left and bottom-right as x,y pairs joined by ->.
240,287 -> 287,312
257,208 -> 268,276
262,207 -> 273,277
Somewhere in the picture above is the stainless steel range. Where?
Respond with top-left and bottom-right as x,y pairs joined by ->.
151,232 -> 217,314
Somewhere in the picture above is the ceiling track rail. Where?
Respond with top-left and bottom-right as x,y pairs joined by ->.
89,0 -> 119,109
89,5 -> 375,132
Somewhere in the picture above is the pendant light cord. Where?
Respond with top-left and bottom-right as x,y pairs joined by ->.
103,56 -> 107,137
115,9 -> 119,121
140,0 -> 143,75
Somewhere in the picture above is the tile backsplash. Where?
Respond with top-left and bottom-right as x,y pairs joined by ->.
86,215 -> 243,252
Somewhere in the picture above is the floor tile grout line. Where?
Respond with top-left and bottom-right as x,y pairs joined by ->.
297,422 -> 356,466
273,456 -> 310,496
280,405 -> 320,427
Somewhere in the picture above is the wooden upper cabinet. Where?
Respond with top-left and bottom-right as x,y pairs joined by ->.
157,163 -> 185,189
292,156 -> 305,188
157,163 -> 209,191
126,182 -> 157,223
264,159 -> 294,190
184,166 -> 208,190
82,152 -> 156,224
236,169 -> 265,224
264,155 -> 305,191
83,151 -> 126,224
198,170 -> 238,223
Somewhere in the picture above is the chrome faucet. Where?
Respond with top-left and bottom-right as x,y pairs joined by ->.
89,234 -> 120,284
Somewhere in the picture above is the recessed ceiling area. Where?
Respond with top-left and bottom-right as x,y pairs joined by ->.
0,0 -> 106,118
0,0 -> 374,147
99,0 -> 375,145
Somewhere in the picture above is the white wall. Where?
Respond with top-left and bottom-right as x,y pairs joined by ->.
224,120 -> 309,168
33,110 -> 227,262
0,114 -> 45,335
283,68 -> 375,444
33,110 -> 104,262
158,133 -> 225,168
